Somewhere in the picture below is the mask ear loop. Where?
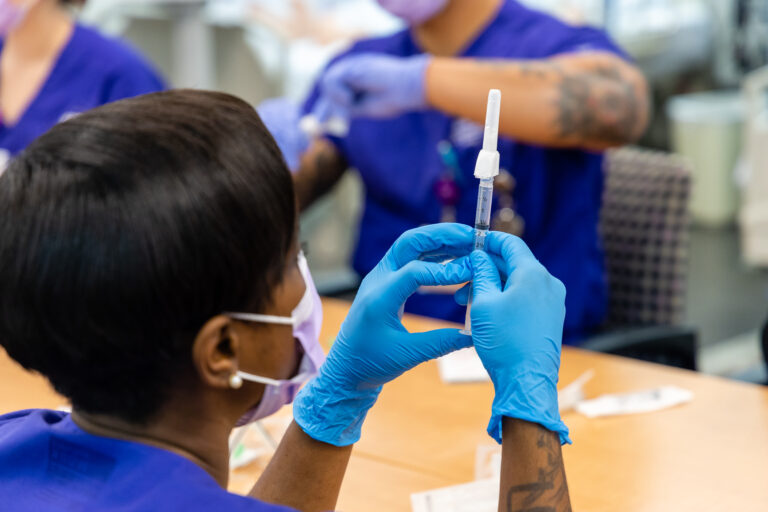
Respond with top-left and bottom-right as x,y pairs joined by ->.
226,312 -> 296,325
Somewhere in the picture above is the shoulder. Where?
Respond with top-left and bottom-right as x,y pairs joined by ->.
69,24 -> 166,92
343,29 -> 413,57
492,0 -> 627,59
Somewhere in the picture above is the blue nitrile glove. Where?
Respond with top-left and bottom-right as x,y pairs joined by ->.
313,53 -> 431,122
256,97 -> 309,172
294,223 -> 474,446
468,232 -> 571,445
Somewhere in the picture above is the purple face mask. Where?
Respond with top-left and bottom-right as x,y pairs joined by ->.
227,251 -> 325,426
0,0 -> 28,38
376,0 -> 449,25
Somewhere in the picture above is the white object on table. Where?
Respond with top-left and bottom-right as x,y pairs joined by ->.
437,347 -> 489,383
411,478 -> 497,512
575,385 -> 694,418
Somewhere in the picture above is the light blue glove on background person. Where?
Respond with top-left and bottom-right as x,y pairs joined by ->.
294,223 -> 473,447
257,97 -> 309,172
312,53 -> 431,123
468,231 -> 571,445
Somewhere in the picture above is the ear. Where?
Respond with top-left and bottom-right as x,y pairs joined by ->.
191,315 -> 241,389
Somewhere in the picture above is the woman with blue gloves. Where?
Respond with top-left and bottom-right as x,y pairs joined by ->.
260,0 -> 649,343
0,0 -> 165,171
0,90 -> 571,511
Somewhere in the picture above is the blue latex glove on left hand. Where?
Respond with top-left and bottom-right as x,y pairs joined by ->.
294,223 -> 473,446
468,232 -> 571,445
313,53 -> 431,123
257,97 -> 309,172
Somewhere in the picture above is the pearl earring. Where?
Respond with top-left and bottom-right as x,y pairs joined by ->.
229,373 -> 243,389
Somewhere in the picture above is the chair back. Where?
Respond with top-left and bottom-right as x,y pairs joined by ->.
600,148 -> 692,328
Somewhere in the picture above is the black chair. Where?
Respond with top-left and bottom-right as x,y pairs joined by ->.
581,147 -> 698,370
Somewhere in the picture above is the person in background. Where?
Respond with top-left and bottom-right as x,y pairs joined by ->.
0,0 -> 165,170
0,89 -> 572,511
260,0 -> 650,343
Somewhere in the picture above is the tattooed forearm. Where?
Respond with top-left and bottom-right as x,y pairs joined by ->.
477,54 -> 648,147
499,419 -> 571,512
555,62 -> 645,146
292,139 -> 347,211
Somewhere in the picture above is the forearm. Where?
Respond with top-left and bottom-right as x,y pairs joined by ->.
425,52 -> 649,150
249,421 -> 353,512
293,139 -> 347,211
499,418 -> 571,512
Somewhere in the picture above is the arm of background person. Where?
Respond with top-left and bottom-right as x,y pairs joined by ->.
499,418 -> 571,512
426,52 -> 650,151
249,421 -> 352,512
293,138 -> 348,212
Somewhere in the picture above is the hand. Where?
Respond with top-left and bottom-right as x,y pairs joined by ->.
257,97 -> 309,172
468,232 -> 570,445
294,223 -> 473,446
312,53 -> 430,123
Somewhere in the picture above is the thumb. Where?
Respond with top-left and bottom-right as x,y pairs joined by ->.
470,250 -> 502,299
408,328 -> 473,361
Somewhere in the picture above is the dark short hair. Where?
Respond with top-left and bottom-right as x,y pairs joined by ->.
0,90 -> 295,423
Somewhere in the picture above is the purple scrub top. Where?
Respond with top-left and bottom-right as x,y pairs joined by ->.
0,23 -> 166,158
0,409 -> 296,511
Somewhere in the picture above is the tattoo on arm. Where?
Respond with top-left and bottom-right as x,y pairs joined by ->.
505,430 -> 571,512
477,56 -> 647,146
555,62 -> 646,146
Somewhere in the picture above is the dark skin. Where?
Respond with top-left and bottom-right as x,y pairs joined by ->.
293,0 -> 649,211
500,418 -> 572,512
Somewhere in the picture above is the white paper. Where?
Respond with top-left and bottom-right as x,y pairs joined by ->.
474,444 -> 502,481
437,347 -> 490,383
411,479 -> 498,512
558,369 -> 594,412
575,386 -> 694,418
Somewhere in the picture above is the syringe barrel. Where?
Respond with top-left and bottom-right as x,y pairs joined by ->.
472,178 -> 494,251
475,178 -> 494,228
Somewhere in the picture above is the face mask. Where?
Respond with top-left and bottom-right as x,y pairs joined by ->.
0,0 -> 30,38
226,251 -> 325,426
376,0 -> 449,25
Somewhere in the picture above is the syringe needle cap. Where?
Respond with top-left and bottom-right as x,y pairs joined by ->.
475,89 -> 501,179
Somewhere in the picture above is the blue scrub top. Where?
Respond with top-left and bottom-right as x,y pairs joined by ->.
304,0 -> 628,342
0,409 -> 295,511
0,23 -> 166,157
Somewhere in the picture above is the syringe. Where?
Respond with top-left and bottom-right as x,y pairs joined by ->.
460,89 -> 501,336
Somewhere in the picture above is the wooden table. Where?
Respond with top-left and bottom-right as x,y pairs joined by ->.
2,298 -> 768,511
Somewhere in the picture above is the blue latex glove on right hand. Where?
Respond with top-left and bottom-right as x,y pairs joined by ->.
294,223 -> 474,446
470,232 -> 571,445
257,97 -> 309,172
313,53 -> 430,123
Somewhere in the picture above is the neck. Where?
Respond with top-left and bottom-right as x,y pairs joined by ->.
4,2 -> 73,61
412,0 -> 502,56
71,395 -> 235,488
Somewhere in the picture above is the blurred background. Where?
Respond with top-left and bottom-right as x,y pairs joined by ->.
77,0 -> 768,382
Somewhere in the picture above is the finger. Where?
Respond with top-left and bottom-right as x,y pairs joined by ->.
312,98 -> 334,124
454,282 -> 471,306
406,328 -> 473,361
470,250 -> 502,298
321,62 -> 357,109
348,94 -> 391,119
379,223 -> 474,272
484,231 -> 537,279
390,258 -> 472,306
488,252 -> 510,288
